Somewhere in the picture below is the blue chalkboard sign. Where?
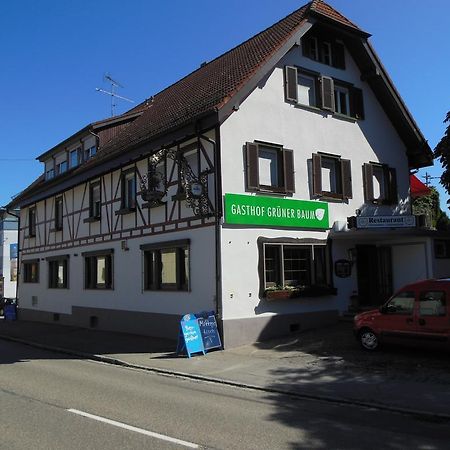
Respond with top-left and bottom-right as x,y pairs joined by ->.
177,315 -> 205,358
197,315 -> 222,351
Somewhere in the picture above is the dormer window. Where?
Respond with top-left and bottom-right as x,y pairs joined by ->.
45,168 -> 55,180
56,161 -> 67,175
70,148 -> 80,168
84,146 -> 97,161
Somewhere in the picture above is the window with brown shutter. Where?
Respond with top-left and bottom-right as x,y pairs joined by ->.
284,66 -> 364,120
285,66 -> 298,103
312,153 -> 352,201
321,76 -> 335,111
363,162 -> 398,205
245,141 -> 295,194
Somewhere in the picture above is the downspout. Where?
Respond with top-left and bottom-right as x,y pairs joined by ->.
5,207 -> 20,301
213,126 -> 224,340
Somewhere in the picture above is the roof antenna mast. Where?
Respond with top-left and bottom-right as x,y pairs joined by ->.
95,73 -> 135,117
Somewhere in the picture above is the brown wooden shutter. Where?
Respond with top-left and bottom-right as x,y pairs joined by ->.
285,66 -> 298,102
246,142 -> 259,191
283,149 -> 295,194
321,76 -> 335,111
332,42 -> 345,69
312,153 -> 322,197
363,163 -> 374,202
388,167 -> 398,204
350,87 -> 365,120
341,159 -> 353,199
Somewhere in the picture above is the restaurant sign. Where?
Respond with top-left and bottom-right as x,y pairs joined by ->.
224,193 -> 329,229
356,215 -> 416,229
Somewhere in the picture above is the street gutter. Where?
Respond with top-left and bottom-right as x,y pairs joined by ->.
1,332 -> 449,424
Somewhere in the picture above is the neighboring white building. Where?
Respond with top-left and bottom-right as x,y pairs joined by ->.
9,1 -> 449,347
0,209 -> 19,299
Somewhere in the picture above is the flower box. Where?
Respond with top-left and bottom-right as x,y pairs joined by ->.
264,285 -> 337,300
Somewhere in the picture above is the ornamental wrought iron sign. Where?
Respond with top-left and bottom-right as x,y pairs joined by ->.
139,148 -> 212,217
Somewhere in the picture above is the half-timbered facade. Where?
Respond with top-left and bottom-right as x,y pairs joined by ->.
10,1 -> 446,347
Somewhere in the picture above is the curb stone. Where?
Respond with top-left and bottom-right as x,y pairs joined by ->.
1,333 -> 449,424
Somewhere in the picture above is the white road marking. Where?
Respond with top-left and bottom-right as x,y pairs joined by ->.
67,408 -> 199,448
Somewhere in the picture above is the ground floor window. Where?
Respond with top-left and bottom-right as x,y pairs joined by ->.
23,260 -> 39,283
258,237 -> 333,297
83,250 -> 113,289
141,239 -> 189,291
48,256 -> 69,288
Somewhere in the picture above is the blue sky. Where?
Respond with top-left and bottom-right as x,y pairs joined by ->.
1,0 -> 448,210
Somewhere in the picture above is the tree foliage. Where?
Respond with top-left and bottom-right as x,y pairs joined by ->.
434,111 -> 450,195
412,186 -> 450,230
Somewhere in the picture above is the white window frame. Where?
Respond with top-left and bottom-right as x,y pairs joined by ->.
334,85 -> 350,116
297,74 -> 317,107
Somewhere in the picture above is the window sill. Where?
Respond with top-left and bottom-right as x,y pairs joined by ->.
294,103 -> 324,115
248,188 -> 290,196
84,287 -> 113,290
319,192 -> 346,203
332,113 -> 358,123
50,228 -> 63,232
115,207 -> 136,216
84,216 -> 101,223
265,286 -> 337,300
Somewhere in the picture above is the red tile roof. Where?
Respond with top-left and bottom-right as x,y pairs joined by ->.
310,0 -> 361,30
16,1 -> 429,208
92,2 -> 315,163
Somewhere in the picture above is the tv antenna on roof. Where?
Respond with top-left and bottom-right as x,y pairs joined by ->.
96,73 -> 135,117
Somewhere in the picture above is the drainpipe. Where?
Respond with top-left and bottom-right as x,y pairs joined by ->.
212,126 -> 224,340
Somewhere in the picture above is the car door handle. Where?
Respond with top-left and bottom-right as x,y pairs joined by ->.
419,318 -> 426,326
406,317 -> 414,324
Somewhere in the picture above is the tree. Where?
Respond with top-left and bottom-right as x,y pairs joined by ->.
412,186 -> 450,230
434,111 -> 450,196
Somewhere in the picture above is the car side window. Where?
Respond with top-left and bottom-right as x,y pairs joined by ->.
419,291 -> 446,317
385,291 -> 415,315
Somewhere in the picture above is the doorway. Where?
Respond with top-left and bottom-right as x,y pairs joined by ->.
356,245 -> 393,306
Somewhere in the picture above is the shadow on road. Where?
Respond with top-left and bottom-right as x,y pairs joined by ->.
254,322 -> 450,449
0,319 -> 175,365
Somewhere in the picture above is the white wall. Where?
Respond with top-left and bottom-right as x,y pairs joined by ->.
219,41 -> 413,320
19,227 -> 216,316
1,229 -> 18,298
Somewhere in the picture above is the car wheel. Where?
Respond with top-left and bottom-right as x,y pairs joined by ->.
359,328 -> 379,351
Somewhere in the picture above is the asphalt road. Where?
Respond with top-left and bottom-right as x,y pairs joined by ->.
0,339 -> 449,450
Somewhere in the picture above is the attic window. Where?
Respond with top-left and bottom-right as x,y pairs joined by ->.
84,146 -> 97,161
302,35 -> 345,70
70,148 -> 80,168
45,168 -> 55,180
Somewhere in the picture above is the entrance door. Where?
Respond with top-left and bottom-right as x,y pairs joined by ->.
357,245 -> 392,306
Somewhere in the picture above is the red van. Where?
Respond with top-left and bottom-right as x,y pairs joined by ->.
354,279 -> 450,351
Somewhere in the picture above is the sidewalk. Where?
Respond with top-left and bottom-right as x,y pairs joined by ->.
1,318 -> 450,420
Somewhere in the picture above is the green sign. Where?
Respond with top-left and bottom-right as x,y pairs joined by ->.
224,193 -> 329,229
